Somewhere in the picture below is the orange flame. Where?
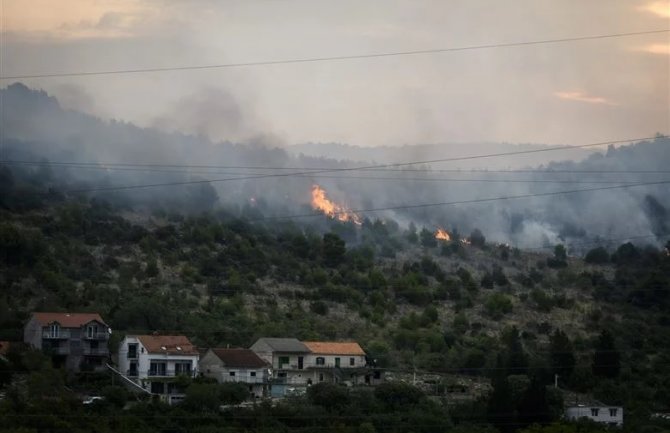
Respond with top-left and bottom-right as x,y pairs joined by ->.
435,228 -> 451,241
311,185 -> 362,224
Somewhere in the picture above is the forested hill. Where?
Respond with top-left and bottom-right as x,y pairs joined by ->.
2,158 -> 670,431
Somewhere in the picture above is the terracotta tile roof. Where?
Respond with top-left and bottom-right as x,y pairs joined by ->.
303,341 -> 366,356
136,335 -> 199,356
0,341 -> 10,356
210,348 -> 269,368
32,312 -> 107,328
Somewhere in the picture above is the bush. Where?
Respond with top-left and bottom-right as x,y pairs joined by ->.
584,247 -> 610,264
485,293 -> 513,319
374,382 -> 424,410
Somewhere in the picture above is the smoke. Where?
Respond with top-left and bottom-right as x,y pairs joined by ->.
2,83 -> 669,252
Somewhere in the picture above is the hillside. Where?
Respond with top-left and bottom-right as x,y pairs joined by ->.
2,159 -> 670,430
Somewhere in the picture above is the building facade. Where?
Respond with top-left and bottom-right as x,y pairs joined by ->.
303,341 -> 368,385
199,348 -> 270,398
565,405 -> 623,427
23,312 -> 110,372
118,335 -> 199,404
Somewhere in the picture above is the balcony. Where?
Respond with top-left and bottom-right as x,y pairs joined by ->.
83,332 -> 109,340
84,347 -> 109,356
222,375 -> 266,384
47,346 -> 70,355
42,330 -> 71,339
148,369 -> 196,378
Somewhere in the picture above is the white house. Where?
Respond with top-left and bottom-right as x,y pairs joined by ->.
118,335 -> 199,404
199,348 -> 270,398
565,405 -> 623,427
303,341 -> 367,385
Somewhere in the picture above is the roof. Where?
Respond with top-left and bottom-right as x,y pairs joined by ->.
254,338 -> 310,353
210,348 -> 269,368
135,335 -> 199,356
0,341 -> 10,356
303,341 -> 366,356
32,312 -> 107,328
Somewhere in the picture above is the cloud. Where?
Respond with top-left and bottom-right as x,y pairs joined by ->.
554,91 -> 618,106
639,43 -> 670,55
640,1 -> 670,18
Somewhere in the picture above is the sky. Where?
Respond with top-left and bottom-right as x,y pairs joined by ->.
1,0 -> 669,147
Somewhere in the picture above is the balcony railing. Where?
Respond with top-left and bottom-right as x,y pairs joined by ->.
47,346 -> 70,355
42,330 -> 71,339
84,347 -> 109,356
148,369 -> 196,378
222,375 -> 266,384
83,332 -> 109,340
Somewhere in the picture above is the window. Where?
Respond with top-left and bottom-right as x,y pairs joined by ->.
319,373 -> 324,382
90,340 -> 99,350
229,371 -> 236,376
335,357 -> 340,367
316,357 -> 325,365
373,371 -> 381,379
609,408 -> 618,417
49,323 -> 60,338
250,371 -> 256,377
278,356 -> 289,368
149,361 -> 167,376
127,344 -> 138,359
87,325 -> 98,338
175,362 -> 192,375
349,357 -> 355,366
150,382 -> 165,394
591,408 -> 599,417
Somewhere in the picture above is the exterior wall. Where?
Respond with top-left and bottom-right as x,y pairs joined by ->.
199,350 -> 268,398
249,340 -> 274,365
305,354 -> 366,369
24,318 -> 110,372
23,317 -> 43,349
566,406 -> 623,426
118,336 -> 199,401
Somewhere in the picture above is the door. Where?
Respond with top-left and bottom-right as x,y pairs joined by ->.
335,358 -> 340,367
298,356 -> 304,369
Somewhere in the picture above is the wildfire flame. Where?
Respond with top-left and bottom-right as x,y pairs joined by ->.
311,185 -> 362,225
435,228 -> 451,241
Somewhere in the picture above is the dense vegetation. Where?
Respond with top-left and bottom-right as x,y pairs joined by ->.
1,163 -> 670,433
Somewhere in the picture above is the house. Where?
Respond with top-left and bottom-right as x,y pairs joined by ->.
117,334 -> 199,404
303,341 -> 368,385
199,348 -> 270,398
565,405 -> 623,427
250,338 -> 311,395
23,312 -> 110,371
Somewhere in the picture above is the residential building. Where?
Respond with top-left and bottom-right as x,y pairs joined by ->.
303,341 -> 367,385
118,335 -> 199,404
250,338 -> 311,395
23,312 -> 110,371
199,348 -> 270,398
565,405 -> 623,427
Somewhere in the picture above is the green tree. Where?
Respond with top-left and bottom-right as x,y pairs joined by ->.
419,228 -> 438,248
323,233 -> 346,267
584,247 -> 609,264
592,330 -> 620,379
549,329 -> 576,381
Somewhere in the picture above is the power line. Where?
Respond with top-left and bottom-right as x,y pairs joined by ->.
5,160 -> 669,184
253,180 -> 670,222
13,136 -> 663,194
1,29 -> 667,80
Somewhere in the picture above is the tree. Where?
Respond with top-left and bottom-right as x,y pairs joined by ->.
307,382 -> 349,411
503,327 -> 528,376
322,233 -> 346,267
487,356 -> 516,433
549,330 -> 576,381
592,330 -> 620,378
517,376 -> 552,428
470,229 -> 486,248
420,228 -> 438,248
374,382 -> 424,410
584,247 -> 609,264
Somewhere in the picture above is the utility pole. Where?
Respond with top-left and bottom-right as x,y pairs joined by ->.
554,374 -> 559,388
